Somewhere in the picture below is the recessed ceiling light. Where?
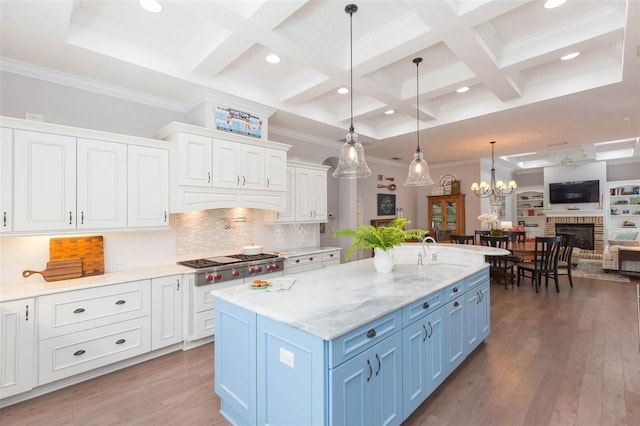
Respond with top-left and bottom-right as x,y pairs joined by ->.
561,52 -> 580,61
337,87 -> 349,95
384,109 -> 395,115
456,86 -> 469,93
139,0 -> 162,13
544,0 -> 566,9
265,54 -> 280,64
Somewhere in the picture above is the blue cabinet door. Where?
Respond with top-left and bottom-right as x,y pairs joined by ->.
214,299 -> 257,425
330,332 -> 402,426
478,282 -> 490,342
465,280 -> 491,354
256,316 -> 326,426
402,308 -> 445,419
445,296 -> 466,375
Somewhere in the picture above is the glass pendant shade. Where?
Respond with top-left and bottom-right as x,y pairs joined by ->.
404,56 -> 433,186
333,129 -> 372,178
404,148 -> 434,186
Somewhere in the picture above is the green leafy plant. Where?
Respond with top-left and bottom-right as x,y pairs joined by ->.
333,218 -> 427,260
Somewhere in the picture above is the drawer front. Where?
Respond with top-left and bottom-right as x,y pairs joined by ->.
402,289 -> 445,325
321,251 -> 340,262
444,279 -> 465,303
321,259 -> 340,268
194,310 -> 215,340
329,310 -> 401,369
285,263 -> 320,274
466,268 -> 489,291
39,317 -> 150,385
194,283 -> 215,313
285,255 -> 321,269
39,280 -> 150,340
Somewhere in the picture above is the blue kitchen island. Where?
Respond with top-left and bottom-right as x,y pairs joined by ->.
213,244 -> 501,425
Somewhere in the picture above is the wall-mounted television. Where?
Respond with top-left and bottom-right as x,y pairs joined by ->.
549,180 -> 600,204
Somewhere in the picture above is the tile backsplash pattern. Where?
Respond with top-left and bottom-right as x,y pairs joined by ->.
174,208 -> 255,258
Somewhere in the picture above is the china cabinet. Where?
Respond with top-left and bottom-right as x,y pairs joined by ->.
515,187 -> 545,238
427,194 -> 465,241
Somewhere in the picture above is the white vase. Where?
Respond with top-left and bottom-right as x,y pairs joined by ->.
373,247 -> 394,273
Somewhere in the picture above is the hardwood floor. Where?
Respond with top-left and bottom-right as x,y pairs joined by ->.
2,275 -> 639,426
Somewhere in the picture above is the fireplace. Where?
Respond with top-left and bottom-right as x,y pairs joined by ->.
555,223 -> 594,250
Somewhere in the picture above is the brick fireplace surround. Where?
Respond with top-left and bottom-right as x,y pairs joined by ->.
546,215 -> 604,260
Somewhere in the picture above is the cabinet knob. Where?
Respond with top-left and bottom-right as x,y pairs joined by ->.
454,301 -> 460,307
115,339 -> 126,345
74,349 -> 86,356
452,286 -> 459,293
73,308 -> 85,314
366,329 -> 376,338
422,302 -> 430,309
115,300 -> 126,305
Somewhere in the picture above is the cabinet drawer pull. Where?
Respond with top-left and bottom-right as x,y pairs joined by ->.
422,302 -> 430,309
69,211 -> 73,225
74,350 -> 86,356
115,300 -> 126,305
81,211 -> 84,225
428,321 -> 433,338
366,359 -> 373,382
454,301 -> 460,307
375,354 -> 381,376
25,304 -> 29,321
3,211 -> 6,227
295,259 -> 300,263
452,286 -> 459,293
207,172 -> 211,183
115,339 -> 126,345
266,177 -> 270,188
73,308 -> 85,314
422,324 -> 428,342
243,176 -> 246,186
366,329 -> 376,338
309,257 -> 314,261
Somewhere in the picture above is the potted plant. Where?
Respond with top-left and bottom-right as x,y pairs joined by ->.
477,213 -> 501,236
333,218 -> 427,273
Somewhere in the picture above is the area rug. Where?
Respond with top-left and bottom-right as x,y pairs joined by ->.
572,259 -> 630,283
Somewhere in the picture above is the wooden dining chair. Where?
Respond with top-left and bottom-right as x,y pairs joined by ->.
474,230 -> 490,245
556,232 -> 575,288
516,236 -> 562,293
450,234 -> 475,245
504,230 -> 526,244
479,235 -> 515,288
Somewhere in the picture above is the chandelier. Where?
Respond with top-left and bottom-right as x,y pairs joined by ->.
470,141 -> 517,206
332,3 -> 372,179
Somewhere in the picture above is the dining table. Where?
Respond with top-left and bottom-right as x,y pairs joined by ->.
509,241 -> 537,258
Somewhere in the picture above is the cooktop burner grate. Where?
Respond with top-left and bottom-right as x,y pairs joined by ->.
228,253 -> 279,261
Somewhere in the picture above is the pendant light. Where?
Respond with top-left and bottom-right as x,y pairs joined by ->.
332,4 -> 372,179
404,57 -> 434,186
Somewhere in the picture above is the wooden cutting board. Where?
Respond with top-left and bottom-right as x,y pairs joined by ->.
50,236 -> 104,277
23,258 -> 83,282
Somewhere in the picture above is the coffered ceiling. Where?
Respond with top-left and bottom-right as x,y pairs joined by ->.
1,0 -> 638,169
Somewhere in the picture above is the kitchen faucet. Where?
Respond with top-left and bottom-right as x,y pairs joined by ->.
421,236 -> 438,263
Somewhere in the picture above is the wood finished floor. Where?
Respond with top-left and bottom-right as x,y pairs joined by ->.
2,275 -> 639,426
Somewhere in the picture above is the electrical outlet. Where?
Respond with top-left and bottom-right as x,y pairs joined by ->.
25,112 -> 43,122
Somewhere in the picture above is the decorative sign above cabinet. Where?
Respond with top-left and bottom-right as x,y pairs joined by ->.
214,106 -> 262,139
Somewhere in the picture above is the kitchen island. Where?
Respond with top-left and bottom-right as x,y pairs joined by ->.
213,244 -> 501,425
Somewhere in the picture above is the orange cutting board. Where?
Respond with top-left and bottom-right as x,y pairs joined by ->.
50,236 -> 104,277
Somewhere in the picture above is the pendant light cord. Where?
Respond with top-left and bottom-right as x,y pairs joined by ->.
348,5 -> 355,134
413,57 -> 423,153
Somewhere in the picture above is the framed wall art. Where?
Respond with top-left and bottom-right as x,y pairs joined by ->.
377,194 -> 396,216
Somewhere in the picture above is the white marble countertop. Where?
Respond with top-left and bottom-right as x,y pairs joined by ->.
213,259 -> 487,341
274,246 -> 341,258
0,264 -> 192,302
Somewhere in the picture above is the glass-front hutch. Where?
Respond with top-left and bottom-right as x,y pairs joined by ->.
427,194 -> 465,242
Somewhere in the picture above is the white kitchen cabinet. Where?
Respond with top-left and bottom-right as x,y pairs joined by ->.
0,299 -> 34,399
285,254 -> 322,274
127,145 -> 170,228
0,127 -> 12,233
176,132 -> 212,187
296,166 -> 327,222
151,275 -> 183,350
13,130 -> 76,231
264,148 -> 287,191
264,161 -> 329,224
77,138 -> 128,229
321,250 -> 341,268
212,139 -> 265,190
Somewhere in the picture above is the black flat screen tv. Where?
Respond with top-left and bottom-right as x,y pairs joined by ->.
549,180 -> 600,204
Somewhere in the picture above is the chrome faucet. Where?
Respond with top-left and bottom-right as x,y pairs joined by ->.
417,252 -> 423,265
421,236 -> 437,262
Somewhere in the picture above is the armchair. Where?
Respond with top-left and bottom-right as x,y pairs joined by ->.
602,230 -> 640,273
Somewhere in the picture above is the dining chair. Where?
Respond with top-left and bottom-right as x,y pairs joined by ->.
556,232 -> 575,288
479,235 -> 515,288
474,230 -> 490,245
516,236 -> 562,293
450,234 -> 475,245
435,229 -> 452,243
504,230 -> 526,244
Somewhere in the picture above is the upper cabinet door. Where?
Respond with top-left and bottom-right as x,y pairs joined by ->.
311,169 -> 327,221
177,133 -> 212,187
77,138 -> 127,229
212,138 -> 241,188
128,145 -> 169,228
13,130 -> 76,231
240,145 -> 264,190
0,128 -> 12,233
265,148 -> 287,191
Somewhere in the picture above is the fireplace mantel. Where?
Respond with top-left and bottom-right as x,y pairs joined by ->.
546,210 -> 605,218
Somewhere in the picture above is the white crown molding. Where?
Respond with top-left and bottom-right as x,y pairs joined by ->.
0,57 -> 185,112
185,91 -> 277,118
269,125 -> 340,149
